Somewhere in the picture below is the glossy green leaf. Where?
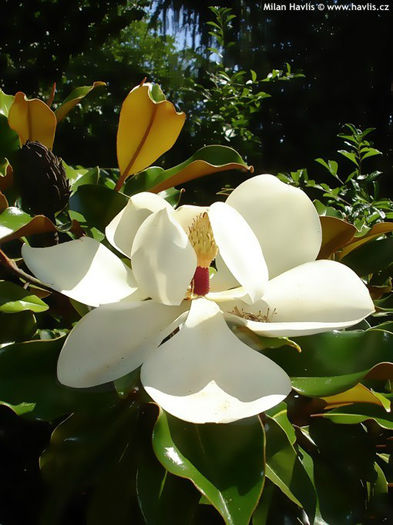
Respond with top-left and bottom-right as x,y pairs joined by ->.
0,337 -> 118,421
262,329 -> 393,397
0,206 -> 32,239
0,89 -> 15,117
341,238 -> 393,276
63,162 -> 100,192
124,145 -> 251,195
40,399 -> 139,525
252,480 -> 307,525
252,481 -> 275,525
152,410 -> 265,525
265,403 -> 296,445
264,416 -> 316,522
69,184 -> 128,231
0,310 -> 36,343
308,419 -> 375,524
136,434 -> 200,524
0,280 -> 48,313
321,403 -> 393,429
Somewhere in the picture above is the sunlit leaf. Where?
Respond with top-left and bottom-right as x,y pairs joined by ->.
320,403 -> 393,429
0,206 -> 57,243
0,89 -> 15,117
116,83 -> 185,190
152,410 -> 265,525
321,383 -> 391,411
0,280 -> 48,313
125,145 -> 252,194
55,81 -> 106,122
8,92 -> 57,149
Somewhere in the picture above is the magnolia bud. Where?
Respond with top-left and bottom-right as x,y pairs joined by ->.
12,141 -> 71,220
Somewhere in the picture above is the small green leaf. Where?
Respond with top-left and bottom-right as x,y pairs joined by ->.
0,280 -> 48,313
153,410 -> 265,525
338,149 -> 358,166
321,404 -> 393,429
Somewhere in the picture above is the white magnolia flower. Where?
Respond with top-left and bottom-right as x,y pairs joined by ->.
22,175 -> 374,424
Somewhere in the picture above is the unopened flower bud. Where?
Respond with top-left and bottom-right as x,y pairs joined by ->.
12,141 -> 71,220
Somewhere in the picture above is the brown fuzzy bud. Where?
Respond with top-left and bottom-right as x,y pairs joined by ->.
12,141 -> 71,220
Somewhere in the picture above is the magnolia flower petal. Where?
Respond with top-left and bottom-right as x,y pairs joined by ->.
223,259 -> 374,336
209,253 -> 239,292
105,192 -> 171,257
58,301 -> 186,388
131,208 -> 197,305
141,298 -> 291,424
208,202 -> 268,302
174,204 -> 209,232
22,237 -> 139,307
226,174 -> 322,278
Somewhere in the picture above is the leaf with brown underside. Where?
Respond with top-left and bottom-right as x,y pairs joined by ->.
115,83 -> 185,191
339,222 -> 393,259
8,92 -> 57,149
317,216 -> 356,259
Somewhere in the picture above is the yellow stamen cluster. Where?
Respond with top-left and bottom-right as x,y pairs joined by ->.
188,213 -> 218,268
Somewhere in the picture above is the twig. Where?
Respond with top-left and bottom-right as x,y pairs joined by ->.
0,248 -> 53,292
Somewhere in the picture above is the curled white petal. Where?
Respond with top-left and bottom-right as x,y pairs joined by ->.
131,208 -> 197,305
105,192 -> 171,257
58,301 -> 186,387
226,174 -> 322,278
208,202 -> 268,302
22,237 -> 139,307
141,297 -> 291,424
223,259 -> 374,336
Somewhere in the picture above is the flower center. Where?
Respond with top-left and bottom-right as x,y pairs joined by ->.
188,212 -> 218,296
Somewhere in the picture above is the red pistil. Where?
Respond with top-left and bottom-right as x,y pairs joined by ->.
192,266 -> 210,296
